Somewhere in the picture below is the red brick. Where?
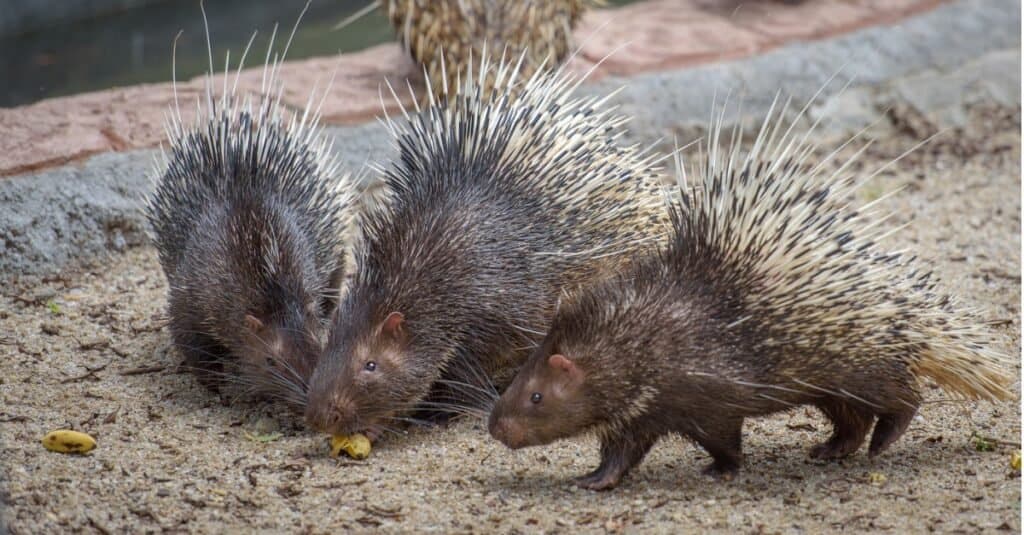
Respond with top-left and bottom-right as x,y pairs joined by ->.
713,0 -> 875,42
0,44 -> 414,178
577,0 -> 768,75
215,45 -> 419,124
846,0 -> 947,17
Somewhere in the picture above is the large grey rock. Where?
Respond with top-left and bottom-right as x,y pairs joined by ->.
0,122 -> 395,278
0,151 -> 153,277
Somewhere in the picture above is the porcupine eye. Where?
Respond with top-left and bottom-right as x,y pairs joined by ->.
530,392 -> 542,404
364,361 -> 377,372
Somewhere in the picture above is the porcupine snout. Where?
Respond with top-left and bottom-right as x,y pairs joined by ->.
304,393 -> 356,435
488,412 -> 528,450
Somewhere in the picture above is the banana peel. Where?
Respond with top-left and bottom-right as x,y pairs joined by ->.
331,433 -> 371,460
42,430 -> 96,454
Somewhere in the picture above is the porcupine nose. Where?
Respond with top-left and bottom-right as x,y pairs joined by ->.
488,415 -> 524,449
305,396 -> 354,435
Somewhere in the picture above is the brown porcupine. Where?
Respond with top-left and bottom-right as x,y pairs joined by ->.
488,96 -> 1015,490
383,0 -> 596,99
303,57 -> 668,437
146,15 -> 353,409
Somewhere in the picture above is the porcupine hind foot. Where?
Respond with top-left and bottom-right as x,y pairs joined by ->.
810,399 -> 874,460
693,417 -> 743,480
867,373 -> 921,456
575,430 -> 657,491
869,404 -> 918,456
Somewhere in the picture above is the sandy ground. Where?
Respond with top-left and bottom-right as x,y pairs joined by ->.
0,105 -> 1020,534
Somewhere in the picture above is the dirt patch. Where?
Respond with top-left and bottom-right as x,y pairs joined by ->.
0,107 -> 1019,533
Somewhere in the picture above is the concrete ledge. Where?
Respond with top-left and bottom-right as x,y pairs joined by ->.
0,0 -> 1019,278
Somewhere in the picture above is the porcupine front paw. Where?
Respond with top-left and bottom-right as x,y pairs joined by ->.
575,431 -> 657,490
574,467 -> 624,491
701,459 -> 739,481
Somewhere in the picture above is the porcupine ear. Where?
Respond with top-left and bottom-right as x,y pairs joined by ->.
379,312 -> 406,340
548,354 -> 580,379
243,314 -> 265,332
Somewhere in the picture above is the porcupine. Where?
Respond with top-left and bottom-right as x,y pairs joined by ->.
488,96 -> 1015,490
146,10 -> 352,409
383,0 -> 597,99
303,57 -> 668,437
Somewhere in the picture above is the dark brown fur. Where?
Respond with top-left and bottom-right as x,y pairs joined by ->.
488,94 -> 1012,490
148,103 -> 348,410
303,65 -> 667,437
490,252 -> 922,490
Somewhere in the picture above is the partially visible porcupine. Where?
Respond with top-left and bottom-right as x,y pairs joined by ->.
304,58 -> 668,437
384,0 -> 596,98
488,97 -> 1015,490
146,25 -> 353,409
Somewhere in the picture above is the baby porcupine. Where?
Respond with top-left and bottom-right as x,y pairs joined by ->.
146,20 -> 352,409
304,57 -> 668,437
384,0 -> 596,99
489,97 -> 1015,490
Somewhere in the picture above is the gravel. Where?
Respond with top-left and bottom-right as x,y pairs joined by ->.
0,104 -> 1019,534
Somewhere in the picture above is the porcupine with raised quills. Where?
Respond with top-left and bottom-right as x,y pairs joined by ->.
146,20 -> 353,409
384,0 -> 597,99
304,58 -> 668,437
488,97 -> 1015,490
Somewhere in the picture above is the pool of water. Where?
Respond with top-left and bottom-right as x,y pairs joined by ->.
0,0 -> 393,107
0,0 -> 637,108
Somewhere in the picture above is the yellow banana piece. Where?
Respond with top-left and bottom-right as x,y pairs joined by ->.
330,433 -> 371,459
1011,450 -> 1021,471
42,429 -> 96,454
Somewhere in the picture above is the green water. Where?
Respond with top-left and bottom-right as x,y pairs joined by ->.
1,0 -> 398,107
0,0 -> 638,108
